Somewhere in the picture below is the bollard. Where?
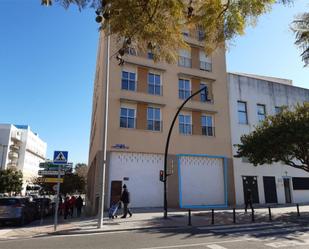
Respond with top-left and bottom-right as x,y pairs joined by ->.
211,209 -> 214,225
251,208 -> 255,222
297,204 -> 300,217
233,208 -> 236,224
268,206 -> 272,221
188,209 -> 192,226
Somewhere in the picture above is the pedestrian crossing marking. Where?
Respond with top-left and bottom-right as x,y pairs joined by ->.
265,239 -> 309,248
207,244 -> 227,249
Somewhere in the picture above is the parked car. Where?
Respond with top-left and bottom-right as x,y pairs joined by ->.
0,197 -> 35,226
33,197 -> 54,218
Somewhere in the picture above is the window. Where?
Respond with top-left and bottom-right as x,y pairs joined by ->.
148,73 -> 161,95
257,104 -> 266,122
178,49 -> 192,68
238,101 -> 248,124
178,79 -> 191,99
201,115 -> 214,136
121,71 -> 136,91
200,83 -> 210,102
147,107 -> 161,131
179,114 -> 192,135
199,51 -> 212,71
147,51 -> 154,60
120,107 -> 135,128
293,177 -> 309,190
275,106 -> 282,115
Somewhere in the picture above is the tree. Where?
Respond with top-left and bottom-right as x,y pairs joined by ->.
0,168 -> 23,195
292,12 -> 309,67
235,102 -> 309,172
60,173 -> 86,195
41,0 -> 293,63
75,163 -> 88,180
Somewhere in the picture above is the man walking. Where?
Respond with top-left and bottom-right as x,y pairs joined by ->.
76,195 -> 83,218
120,184 -> 132,218
245,189 -> 253,213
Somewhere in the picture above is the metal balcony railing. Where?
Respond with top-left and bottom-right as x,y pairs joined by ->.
147,120 -> 163,132
200,61 -> 212,72
202,126 -> 215,136
178,56 -> 192,68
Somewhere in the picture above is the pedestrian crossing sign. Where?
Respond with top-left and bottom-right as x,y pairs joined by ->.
53,151 -> 68,164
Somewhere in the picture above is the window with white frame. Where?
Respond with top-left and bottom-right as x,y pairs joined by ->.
200,83 -> 210,102
178,49 -> 192,68
179,79 -> 191,99
179,114 -> 192,135
238,101 -> 248,124
148,73 -> 161,95
199,51 -> 212,71
147,107 -> 161,131
121,71 -> 136,91
120,107 -> 135,128
201,115 -> 214,136
257,104 -> 266,122
147,50 -> 154,60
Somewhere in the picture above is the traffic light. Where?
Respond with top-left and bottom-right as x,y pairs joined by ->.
159,170 -> 164,182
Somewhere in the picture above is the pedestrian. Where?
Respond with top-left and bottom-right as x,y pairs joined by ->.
120,184 -> 132,218
69,196 -> 76,218
64,196 -> 70,219
245,189 -> 253,213
58,194 -> 63,216
75,195 -> 83,218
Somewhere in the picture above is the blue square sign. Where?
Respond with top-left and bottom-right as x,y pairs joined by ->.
53,151 -> 68,164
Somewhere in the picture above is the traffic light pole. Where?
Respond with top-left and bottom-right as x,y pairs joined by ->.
163,86 -> 207,219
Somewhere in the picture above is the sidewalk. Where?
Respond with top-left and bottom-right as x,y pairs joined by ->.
1,204 -> 309,240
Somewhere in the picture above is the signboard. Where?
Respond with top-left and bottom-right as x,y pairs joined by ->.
38,178 -> 64,183
38,170 -> 65,176
53,151 -> 68,164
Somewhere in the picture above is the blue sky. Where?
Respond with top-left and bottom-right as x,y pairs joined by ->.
0,0 -> 308,165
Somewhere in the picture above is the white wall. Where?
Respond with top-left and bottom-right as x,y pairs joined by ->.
228,73 -> 309,205
179,155 -> 225,206
108,152 -> 164,208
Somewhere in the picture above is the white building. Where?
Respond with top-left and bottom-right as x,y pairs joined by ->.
0,124 -> 47,194
228,73 -> 309,206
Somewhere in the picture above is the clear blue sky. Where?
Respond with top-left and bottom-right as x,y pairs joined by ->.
0,0 -> 308,165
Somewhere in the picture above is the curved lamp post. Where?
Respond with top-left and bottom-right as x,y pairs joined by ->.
163,85 -> 208,218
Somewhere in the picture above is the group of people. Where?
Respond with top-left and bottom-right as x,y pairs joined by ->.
59,195 -> 84,219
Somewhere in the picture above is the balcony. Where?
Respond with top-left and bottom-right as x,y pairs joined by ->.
9,151 -> 19,159
11,131 -> 21,142
178,56 -> 192,68
200,61 -> 212,72
10,144 -> 20,151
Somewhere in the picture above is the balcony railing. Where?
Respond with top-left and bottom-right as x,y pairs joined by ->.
179,124 -> 193,135
9,151 -> 19,159
178,56 -> 192,68
148,84 -> 163,96
10,144 -> 20,151
202,126 -> 215,136
200,61 -> 212,72
147,120 -> 163,132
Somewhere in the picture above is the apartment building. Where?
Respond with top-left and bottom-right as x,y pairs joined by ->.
228,73 -> 309,206
87,29 -> 235,213
0,124 -> 47,194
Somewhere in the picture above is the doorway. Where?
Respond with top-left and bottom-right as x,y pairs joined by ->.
283,178 -> 292,203
263,176 -> 278,203
242,176 -> 259,203
110,181 -> 122,207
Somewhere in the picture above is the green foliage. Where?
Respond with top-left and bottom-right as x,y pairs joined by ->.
41,0 -> 294,63
60,173 -> 86,195
0,168 -> 23,194
292,12 -> 309,67
235,102 -> 309,171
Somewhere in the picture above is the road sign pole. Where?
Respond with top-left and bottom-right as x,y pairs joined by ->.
54,164 -> 61,232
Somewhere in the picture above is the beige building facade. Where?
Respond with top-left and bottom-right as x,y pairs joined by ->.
87,30 -> 235,214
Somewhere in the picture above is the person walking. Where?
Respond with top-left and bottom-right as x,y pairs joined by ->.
245,189 -> 253,213
75,195 -> 83,218
120,184 -> 132,218
69,196 -> 76,218
64,196 -> 70,220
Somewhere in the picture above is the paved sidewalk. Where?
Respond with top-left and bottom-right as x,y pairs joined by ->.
1,204 -> 309,240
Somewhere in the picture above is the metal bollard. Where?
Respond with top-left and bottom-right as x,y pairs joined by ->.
251,208 -> 255,222
268,206 -> 272,221
297,204 -> 300,217
188,209 -> 192,226
211,209 -> 214,225
233,208 -> 236,224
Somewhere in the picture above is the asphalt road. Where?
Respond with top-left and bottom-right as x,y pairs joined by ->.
2,222 -> 309,249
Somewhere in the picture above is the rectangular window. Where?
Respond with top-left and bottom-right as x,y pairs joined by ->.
120,107 -> 135,128
199,51 -> 212,71
293,177 -> 309,190
148,73 -> 161,95
238,101 -> 248,124
201,115 -> 214,136
179,114 -> 192,135
275,106 -> 282,115
121,71 -> 136,91
178,79 -> 191,100
200,83 -> 210,102
178,49 -> 192,68
147,51 -> 154,60
257,104 -> 266,122
147,107 -> 161,131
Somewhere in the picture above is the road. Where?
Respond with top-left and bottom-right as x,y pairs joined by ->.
1,221 -> 309,249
